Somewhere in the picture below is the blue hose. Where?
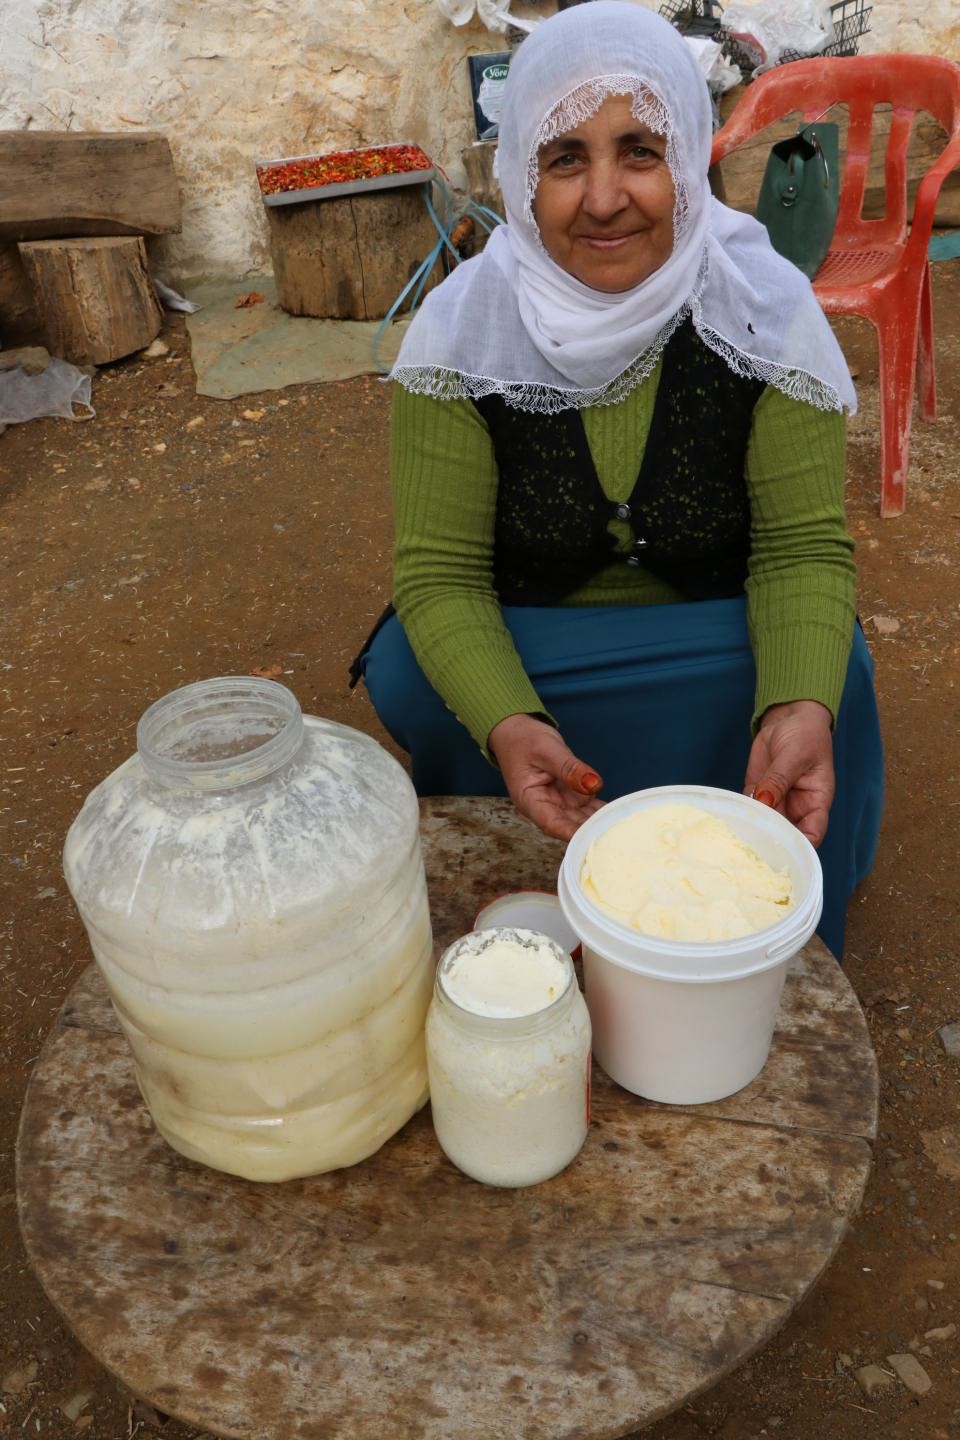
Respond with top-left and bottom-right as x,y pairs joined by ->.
372,171 -> 504,373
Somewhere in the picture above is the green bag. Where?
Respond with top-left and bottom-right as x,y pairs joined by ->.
755,123 -> 839,280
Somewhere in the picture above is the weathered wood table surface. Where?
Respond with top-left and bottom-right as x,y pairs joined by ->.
17,797 -> 878,1440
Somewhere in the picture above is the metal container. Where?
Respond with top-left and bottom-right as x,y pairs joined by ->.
257,140 -> 435,207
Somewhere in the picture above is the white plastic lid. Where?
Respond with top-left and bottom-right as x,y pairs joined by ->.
474,891 -> 581,957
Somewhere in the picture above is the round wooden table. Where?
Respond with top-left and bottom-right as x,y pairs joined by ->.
17,797 -> 878,1440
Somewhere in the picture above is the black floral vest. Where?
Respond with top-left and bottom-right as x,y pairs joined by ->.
473,318 -> 765,605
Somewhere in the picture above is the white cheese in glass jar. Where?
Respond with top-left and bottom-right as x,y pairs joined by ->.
426,927 -> 591,1188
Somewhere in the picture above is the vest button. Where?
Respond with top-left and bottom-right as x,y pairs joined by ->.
616,503 -> 632,520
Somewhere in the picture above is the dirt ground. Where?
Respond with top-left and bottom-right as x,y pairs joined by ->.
1,262 -> 958,1440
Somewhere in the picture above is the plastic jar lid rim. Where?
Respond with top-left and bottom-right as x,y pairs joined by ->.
137,675 -> 303,790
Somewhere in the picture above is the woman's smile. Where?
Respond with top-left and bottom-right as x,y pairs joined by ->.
532,93 -> 675,292
578,230 -> 644,247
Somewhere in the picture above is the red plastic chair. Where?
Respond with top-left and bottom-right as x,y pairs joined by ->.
711,55 -> 960,517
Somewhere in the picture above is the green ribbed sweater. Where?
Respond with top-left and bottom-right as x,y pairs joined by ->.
391,358 -> 855,754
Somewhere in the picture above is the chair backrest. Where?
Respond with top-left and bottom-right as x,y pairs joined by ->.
710,55 -> 960,250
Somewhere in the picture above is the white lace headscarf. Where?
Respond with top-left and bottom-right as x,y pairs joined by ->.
390,0 -> 856,414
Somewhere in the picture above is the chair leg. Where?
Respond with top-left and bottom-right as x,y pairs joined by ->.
875,296 -> 921,519
917,262 -> 936,423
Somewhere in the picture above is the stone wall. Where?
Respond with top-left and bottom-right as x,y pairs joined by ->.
867,0 -> 957,59
0,0 -> 954,283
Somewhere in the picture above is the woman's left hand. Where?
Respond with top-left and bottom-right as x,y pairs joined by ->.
743,700 -> 835,847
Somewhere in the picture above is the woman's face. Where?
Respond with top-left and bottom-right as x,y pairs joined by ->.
532,93 -> 675,293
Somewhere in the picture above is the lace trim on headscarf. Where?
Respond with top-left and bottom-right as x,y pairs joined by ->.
688,280 -> 846,412
520,75 -> 690,246
391,342 -> 842,414
693,327 -> 846,411
393,320 -> 845,416
392,241 -> 844,414
391,311 -> 682,413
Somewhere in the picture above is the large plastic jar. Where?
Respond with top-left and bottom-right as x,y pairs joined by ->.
426,927 -> 591,1188
63,676 -> 433,1182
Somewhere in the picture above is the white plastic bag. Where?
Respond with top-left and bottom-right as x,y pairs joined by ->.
684,36 -> 743,94
435,0 -> 534,32
436,0 -> 476,20
0,358 -> 94,424
722,0 -> 834,72
709,50 -> 744,94
153,277 -> 202,314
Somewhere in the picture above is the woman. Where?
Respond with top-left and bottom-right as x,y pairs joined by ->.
357,0 -> 882,958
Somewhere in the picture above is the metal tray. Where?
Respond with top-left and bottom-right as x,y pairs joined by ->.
257,141 -> 435,208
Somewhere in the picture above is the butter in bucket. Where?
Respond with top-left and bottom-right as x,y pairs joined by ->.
580,802 -> 795,943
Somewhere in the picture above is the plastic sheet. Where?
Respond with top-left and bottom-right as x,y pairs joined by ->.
0,357 -> 94,424
722,0 -> 834,72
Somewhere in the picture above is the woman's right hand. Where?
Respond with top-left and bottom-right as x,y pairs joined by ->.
488,713 -> 604,842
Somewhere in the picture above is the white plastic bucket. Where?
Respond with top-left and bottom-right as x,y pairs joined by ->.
557,785 -> 823,1104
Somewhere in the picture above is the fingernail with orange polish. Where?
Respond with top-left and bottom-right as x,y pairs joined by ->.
561,759 -> 604,796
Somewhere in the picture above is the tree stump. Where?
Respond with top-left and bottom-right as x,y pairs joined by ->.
17,235 -> 163,365
0,241 -> 39,346
265,184 -> 441,321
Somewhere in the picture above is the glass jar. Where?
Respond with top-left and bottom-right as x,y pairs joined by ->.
63,677 -> 433,1182
426,927 -> 591,1188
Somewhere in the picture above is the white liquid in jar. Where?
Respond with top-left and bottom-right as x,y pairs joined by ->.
426,929 -> 591,1188
94,879 -> 433,1181
64,702 -> 434,1182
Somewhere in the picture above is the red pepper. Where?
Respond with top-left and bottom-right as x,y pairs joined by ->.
257,144 -> 432,197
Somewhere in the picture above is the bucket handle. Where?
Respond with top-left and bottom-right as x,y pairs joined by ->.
764,918 -> 816,965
